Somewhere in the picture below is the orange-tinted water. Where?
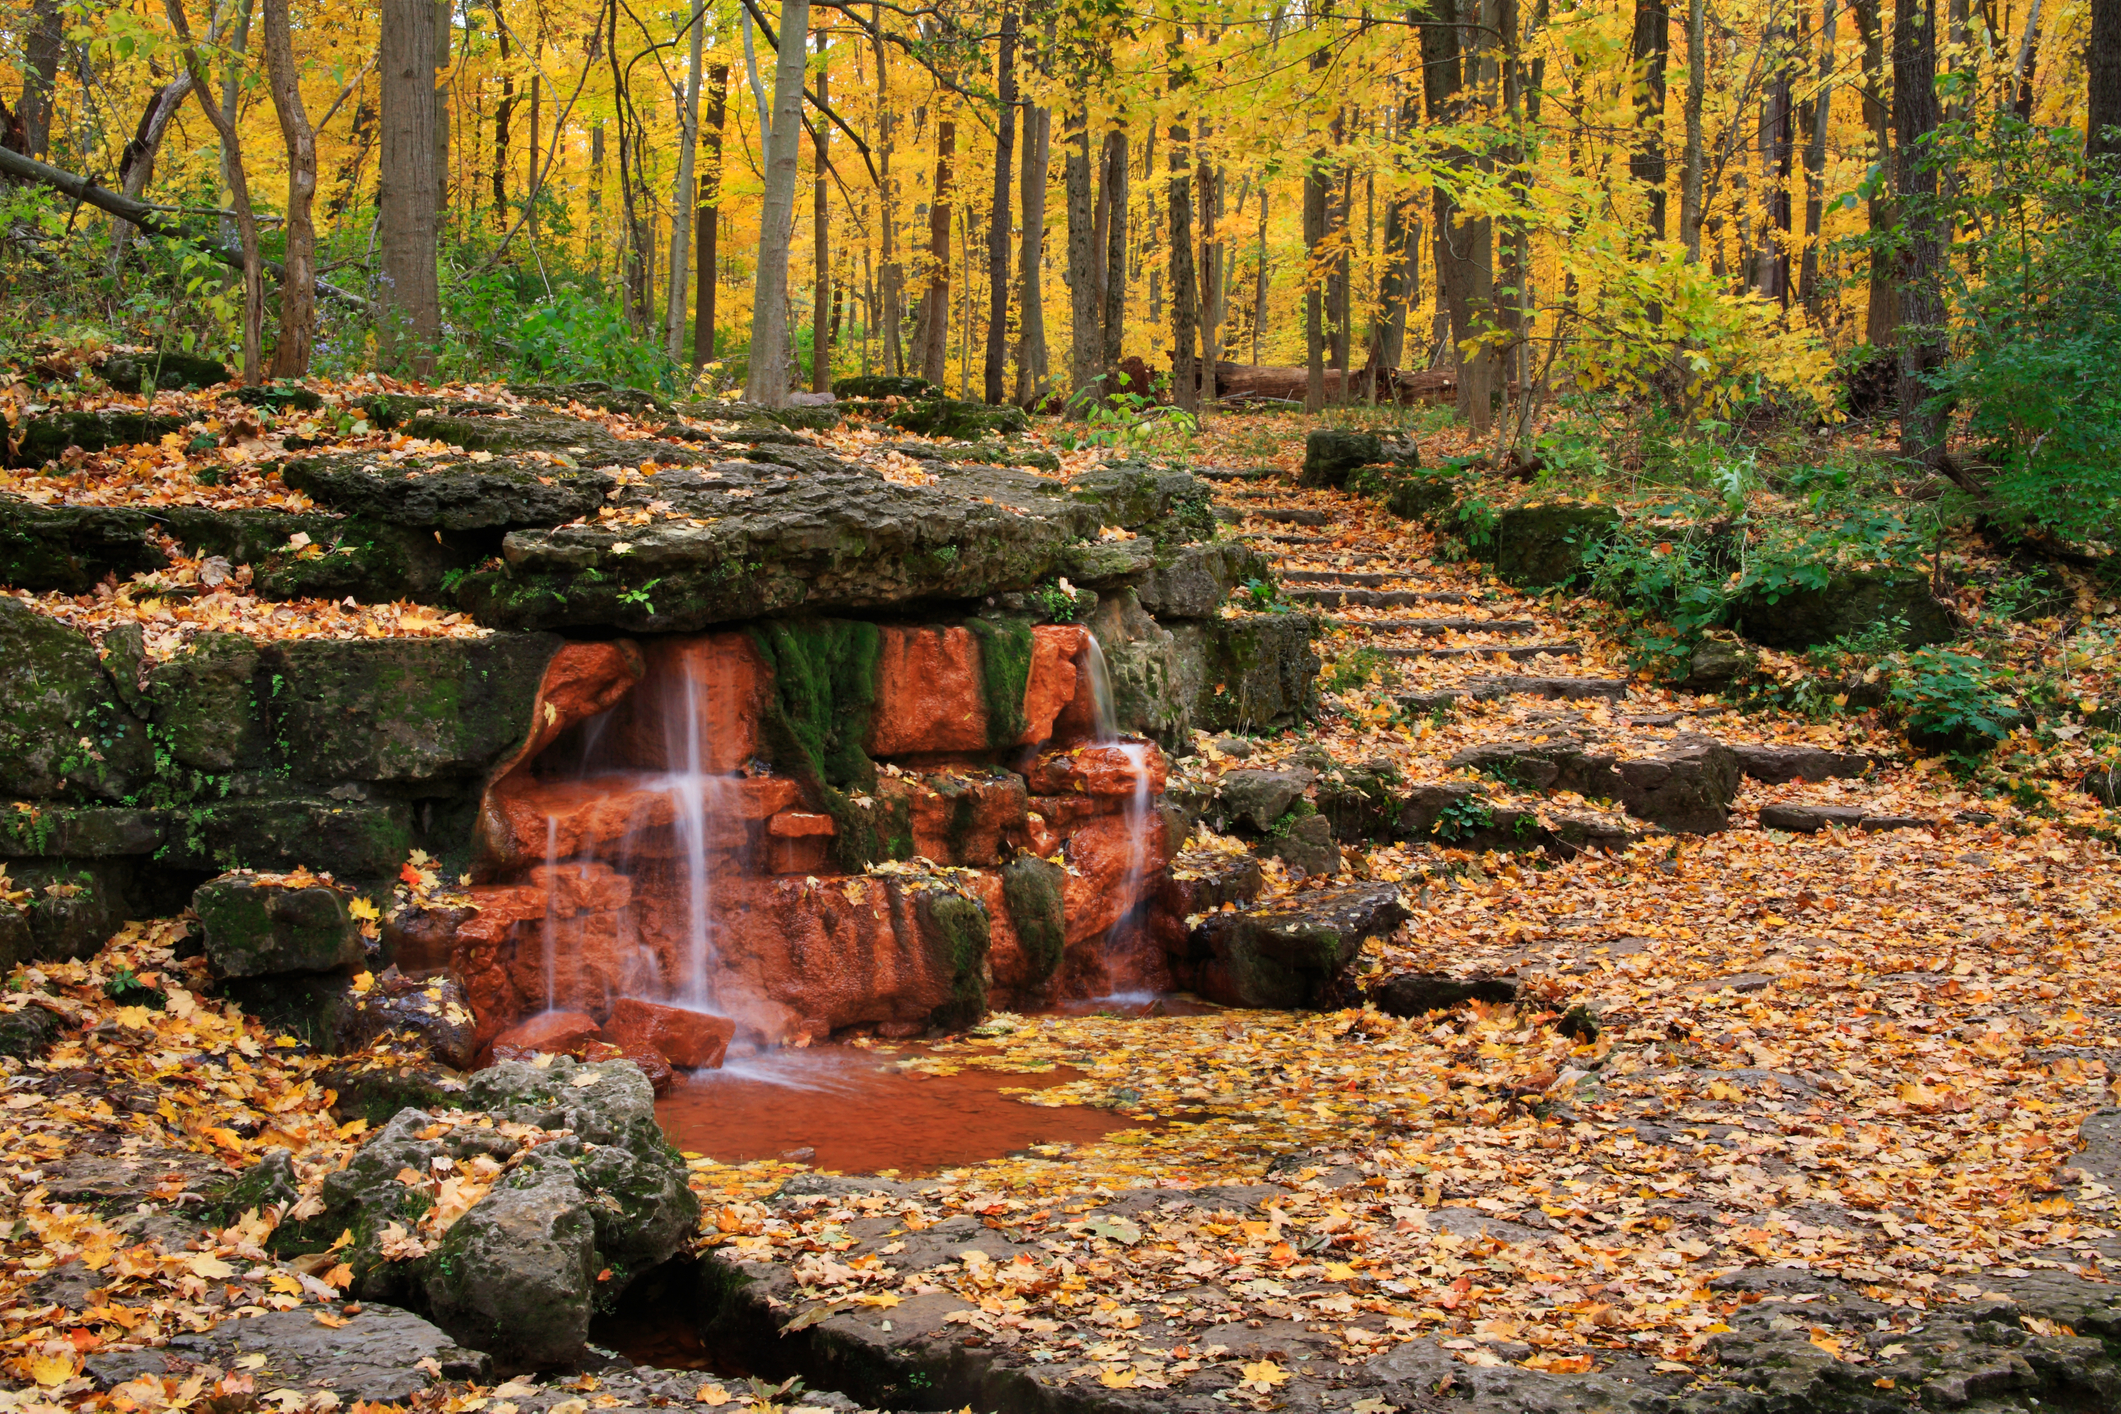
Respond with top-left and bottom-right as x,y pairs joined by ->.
654,1045 -> 1143,1175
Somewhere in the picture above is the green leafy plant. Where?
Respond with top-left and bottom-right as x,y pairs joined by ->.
1431,795 -> 1496,843
1887,647 -> 2020,755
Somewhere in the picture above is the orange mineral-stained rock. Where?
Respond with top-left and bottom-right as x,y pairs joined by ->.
884,770 -> 1033,865
869,626 -> 989,756
491,1009 -> 603,1058
1021,625 -> 1088,745
1027,740 -> 1169,798
497,640 -> 647,780
1061,810 -> 1174,944
481,772 -> 803,869
602,997 -> 737,1069
613,633 -> 771,772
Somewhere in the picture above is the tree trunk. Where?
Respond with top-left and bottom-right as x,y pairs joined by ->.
1424,0 -> 1492,429
2091,0 -> 2121,160
1167,24 -> 1200,415
920,116 -> 957,385
18,0 -> 63,159
1015,99 -> 1051,406
1854,0 -> 1896,345
1303,15 -> 1331,413
983,6 -> 1017,404
812,27 -> 831,392
872,8 -> 903,376
1198,149 -> 1222,405
166,0 -> 265,384
111,73 -> 195,276
1681,0 -> 1705,257
1630,0 -> 1670,239
2012,0 -> 2043,119
1064,103 -> 1099,400
262,0 -> 317,377
1798,0 -> 1836,313
742,0 -> 813,404
1100,128 -> 1128,373
1253,186 -> 1268,364
1894,0 -> 1948,468
693,64 -> 727,372
377,0 -> 441,375
493,14 -> 513,228
665,0 -> 704,362
217,0 -> 258,250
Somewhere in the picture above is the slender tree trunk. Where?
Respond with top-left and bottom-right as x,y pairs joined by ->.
1631,0 -> 1671,239
18,0 -> 64,159
693,64 -> 727,372
2012,0 -> 2042,119
811,28 -> 832,391
1798,0 -> 1836,313
1064,103 -> 1099,400
917,116 -> 957,385
1425,0 -> 1491,429
1894,0 -> 1948,467
1016,99 -> 1052,406
111,73 -> 195,276
1199,148 -> 1222,405
743,0 -> 814,404
984,6 -> 1017,404
2091,0 -> 2121,159
493,14 -> 513,228
1855,0 -> 1896,345
1253,186 -> 1268,365
1682,0 -> 1705,257
872,8 -> 903,376
1303,14 -> 1331,412
262,0 -> 317,376
1100,128 -> 1128,374
167,0 -> 265,383
217,0 -> 258,249
665,0 -> 704,362
1167,23 -> 1199,414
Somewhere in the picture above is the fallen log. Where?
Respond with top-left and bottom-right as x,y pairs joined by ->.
0,144 -> 371,310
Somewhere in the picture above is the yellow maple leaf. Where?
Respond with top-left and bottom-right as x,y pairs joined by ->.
1239,1360 -> 1291,1391
347,897 -> 380,922
189,1253 -> 236,1279
27,1350 -> 80,1386
695,1386 -> 731,1407
1096,1368 -> 1136,1389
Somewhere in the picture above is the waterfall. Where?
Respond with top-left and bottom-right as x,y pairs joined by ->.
1080,634 -> 1157,993
661,660 -> 720,1011
542,815 -> 559,1012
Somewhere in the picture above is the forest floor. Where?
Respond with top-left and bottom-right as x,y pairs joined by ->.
1,394 -> 2119,1413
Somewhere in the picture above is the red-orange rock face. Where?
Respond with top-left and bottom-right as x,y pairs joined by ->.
1061,810 -> 1174,946
602,998 -> 736,1068
869,627 -> 989,756
1027,741 -> 1170,798
614,633 -> 770,773
491,1009 -> 602,1058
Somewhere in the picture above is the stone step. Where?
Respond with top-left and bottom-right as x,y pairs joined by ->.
1444,733 -> 1739,834
1195,466 -> 1281,482
1729,743 -> 1875,783
1240,532 -> 1334,546
1373,641 -> 1583,662
1758,803 -> 1930,833
1330,616 -> 1538,636
1283,570 -> 1399,586
1216,505 -> 1331,526
1285,586 -> 1474,609
1398,675 -> 1631,711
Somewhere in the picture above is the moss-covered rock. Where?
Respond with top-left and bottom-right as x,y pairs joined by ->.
1299,428 -> 1419,490
920,886 -> 992,1030
281,450 -> 617,531
1000,854 -> 1066,987
0,497 -> 168,592
252,520 -> 475,605
1491,502 -> 1620,588
1181,881 -> 1407,1007
195,873 -> 364,979
5,410 -> 188,467
0,1002 -> 64,1059
1381,469 -> 1465,521
1066,461 -> 1214,539
882,439 -> 1061,472
148,632 -> 267,773
0,599 -> 152,801
0,805 -> 166,858
1135,540 -> 1269,619
889,399 -> 1030,440
503,381 -> 671,417
1086,589 -> 1196,746
833,374 -> 940,400
7,861 -> 131,961
1169,612 -> 1321,735
267,635 -> 557,788
1733,568 -> 1955,650
155,795 -> 414,878
98,350 -> 229,394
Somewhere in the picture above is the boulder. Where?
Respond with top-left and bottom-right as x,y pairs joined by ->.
504,381 -> 671,417
98,349 -> 229,393
281,450 -> 618,531
194,874 -> 365,979
1168,613 -> 1321,735
344,969 -> 479,1068
1374,972 -> 1519,1017
888,398 -> 1030,439
1180,881 -> 1408,1008
600,998 -> 734,1068
1213,768 -> 1316,832
250,518 -> 474,605
1682,637 -> 1758,691
1447,733 -> 1740,834
1065,461 -> 1215,536
0,1003 -> 65,1059
1382,470 -> 1463,521
0,598 -> 152,800
8,861 -> 130,960
83,1303 -> 485,1401
1491,502 -> 1619,588
281,1058 -> 696,1367
1734,568 -> 1955,650
1262,813 -> 1340,876
491,1009 -> 603,1057
464,461 -> 1107,633
0,805 -> 165,858
154,795 -> 414,878
1730,742 -> 1873,784
1132,540 -> 1269,619
833,374 -> 940,399
1758,803 -> 1927,833
1083,589 -> 1195,745
5,409 -> 188,467
1298,428 -> 1419,490
881,438 -> 1061,472
0,497 -> 167,592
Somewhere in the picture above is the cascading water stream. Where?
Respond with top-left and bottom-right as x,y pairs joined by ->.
662,663 -> 721,1012
1080,636 -> 1158,995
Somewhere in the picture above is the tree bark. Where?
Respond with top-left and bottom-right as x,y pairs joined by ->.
666,0 -> 705,362
166,0 -> 265,384
2012,0 -> 2042,120
693,64 -> 727,372
919,116 -> 957,385
1758,34 -> 1794,305
18,0 -> 63,159
1854,0 -> 1896,345
1798,0 -> 1836,313
1064,103 -> 1099,400
1424,0 -> 1492,429
493,13 -> 513,227
1630,0 -> 1670,239
871,7 -> 903,376
1198,146 -> 1222,405
111,73 -> 195,276
742,0 -> 813,404
1253,186 -> 1268,364
1099,127 -> 1128,374
1681,0 -> 1705,257
1015,98 -> 1051,406
1303,15 -> 1331,412
1167,24 -> 1199,415
812,27 -> 831,392
2091,0 -> 2121,160
983,6 -> 1017,404
1893,0 -> 1948,468
262,0 -> 318,376
380,0 -> 442,377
